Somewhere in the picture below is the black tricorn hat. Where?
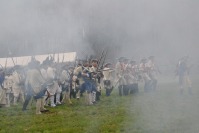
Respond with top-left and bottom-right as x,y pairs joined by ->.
91,59 -> 98,63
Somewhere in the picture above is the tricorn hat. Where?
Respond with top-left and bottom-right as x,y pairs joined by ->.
91,59 -> 98,63
104,63 -> 112,67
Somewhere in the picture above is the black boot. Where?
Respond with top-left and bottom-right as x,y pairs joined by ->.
119,85 -> 123,96
22,94 -> 32,111
96,91 -> 101,101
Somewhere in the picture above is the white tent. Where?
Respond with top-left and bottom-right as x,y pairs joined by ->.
0,52 -> 76,68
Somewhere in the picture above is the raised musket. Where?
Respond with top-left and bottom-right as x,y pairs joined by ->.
100,49 -> 108,70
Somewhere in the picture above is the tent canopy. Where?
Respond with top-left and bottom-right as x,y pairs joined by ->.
0,52 -> 76,67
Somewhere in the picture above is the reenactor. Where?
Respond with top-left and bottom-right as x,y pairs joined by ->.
0,69 -> 6,106
60,65 -> 72,105
67,66 -> 80,100
146,56 -> 159,91
81,61 -> 94,105
176,56 -> 192,95
55,80 -> 62,105
70,74 -> 79,99
115,57 -> 126,96
129,60 -> 139,94
90,59 -> 101,102
102,63 -> 114,96
123,58 -> 131,95
40,62 -> 48,81
73,62 -> 84,99
139,58 -> 151,92
26,60 -> 48,114
40,62 -> 49,106
12,66 -> 25,105
46,61 -> 59,107
3,72 -> 13,107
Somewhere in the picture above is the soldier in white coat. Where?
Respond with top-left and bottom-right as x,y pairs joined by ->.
115,57 -> 126,96
46,62 -> 58,107
0,69 -> 6,107
139,58 -> 151,92
2,73 -> 12,107
26,61 -> 48,114
129,61 -> 139,94
60,66 -> 72,105
102,63 -> 114,96
12,69 -> 24,105
146,56 -> 159,91
73,63 -> 84,99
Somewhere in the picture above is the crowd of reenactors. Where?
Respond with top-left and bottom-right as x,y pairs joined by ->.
0,54 -> 192,115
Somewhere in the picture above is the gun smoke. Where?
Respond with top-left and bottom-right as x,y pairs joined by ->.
0,0 -> 199,132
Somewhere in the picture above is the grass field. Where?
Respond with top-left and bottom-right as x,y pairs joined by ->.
0,75 -> 199,133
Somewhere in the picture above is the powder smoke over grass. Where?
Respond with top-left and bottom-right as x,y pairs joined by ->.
0,0 -> 199,63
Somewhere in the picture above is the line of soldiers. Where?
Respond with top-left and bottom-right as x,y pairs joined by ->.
0,55 -> 160,114
0,56 -> 115,114
115,56 -> 159,95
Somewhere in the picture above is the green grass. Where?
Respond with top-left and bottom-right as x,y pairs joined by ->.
0,75 -> 199,133
0,90 -> 131,133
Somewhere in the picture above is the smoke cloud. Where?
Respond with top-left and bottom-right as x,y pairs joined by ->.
0,0 -> 199,63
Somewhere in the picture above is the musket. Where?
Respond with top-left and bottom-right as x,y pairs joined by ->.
62,53 -> 65,63
94,49 -> 107,83
82,66 -> 102,74
0,64 -> 3,70
4,57 -> 8,71
100,49 -> 108,69
8,49 -> 16,66
98,50 -> 105,65
11,57 -> 16,66
57,53 -> 60,63
73,56 -> 78,68
53,53 -> 55,62
113,76 -> 122,89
